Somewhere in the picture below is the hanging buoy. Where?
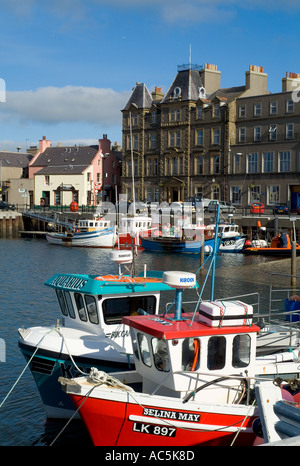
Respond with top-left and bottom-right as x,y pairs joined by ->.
257,220 -> 261,228
70,201 -> 78,212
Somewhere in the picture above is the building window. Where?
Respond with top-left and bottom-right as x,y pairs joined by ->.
239,105 -> 246,118
254,126 -> 261,141
169,131 -> 180,147
154,188 -> 159,202
286,100 -> 294,113
269,124 -> 277,141
254,103 -> 261,117
268,185 -> 279,204
239,127 -> 246,143
286,123 -> 294,139
249,185 -> 261,203
127,160 -> 132,177
166,158 -> 170,175
154,158 -> 158,175
263,152 -> 274,173
196,129 -> 203,146
133,135 -> 138,150
170,109 -> 175,122
133,113 -> 138,125
87,172 -> 91,182
213,155 -> 220,174
152,111 -> 156,124
148,159 -> 152,176
231,186 -> 242,204
45,175 -> 50,185
150,133 -> 156,149
213,103 -> 220,117
270,101 -> 277,115
247,153 -> 258,173
279,151 -> 291,172
197,106 -> 203,119
176,108 -> 181,121
173,157 -> 178,175
233,153 -> 242,174
213,128 -> 220,144
196,156 -> 203,175
179,157 -> 184,175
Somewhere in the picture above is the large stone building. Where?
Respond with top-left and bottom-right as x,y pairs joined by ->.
121,63 -> 300,211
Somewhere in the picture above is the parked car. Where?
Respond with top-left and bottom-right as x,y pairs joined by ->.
0,201 -> 16,211
250,202 -> 264,214
185,196 -> 211,212
273,203 -> 289,215
207,201 -> 236,214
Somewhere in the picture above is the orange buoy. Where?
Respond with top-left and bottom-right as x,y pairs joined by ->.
70,201 -> 79,212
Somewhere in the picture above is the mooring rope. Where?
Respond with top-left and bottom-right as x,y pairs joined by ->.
0,327 -> 55,410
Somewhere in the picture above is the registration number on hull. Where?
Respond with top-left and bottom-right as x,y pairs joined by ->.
133,422 -> 176,437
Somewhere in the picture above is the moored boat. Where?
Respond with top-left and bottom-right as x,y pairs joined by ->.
46,218 -> 117,248
117,215 -> 159,248
206,222 -> 246,253
243,233 -> 300,256
17,250 -> 177,419
140,228 -> 219,254
60,270 -> 300,446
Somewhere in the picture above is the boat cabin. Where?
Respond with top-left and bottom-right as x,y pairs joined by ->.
44,267 -> 176,351
118,217 -> 152,235
207,223 -> 240,238
122,271 -> 260,402
77,218 -> 111,232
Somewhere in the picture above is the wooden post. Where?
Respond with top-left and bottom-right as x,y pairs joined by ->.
291,241 -> 297,287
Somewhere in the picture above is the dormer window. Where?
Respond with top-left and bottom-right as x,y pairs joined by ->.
173,87 -> 181,98
199,87 -> 206,99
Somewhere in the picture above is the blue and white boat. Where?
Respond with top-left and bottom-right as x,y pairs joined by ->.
206,222 -> 246,253
18,250 -> 178,419
46,217 -> 117,248
140,228 -> 220,254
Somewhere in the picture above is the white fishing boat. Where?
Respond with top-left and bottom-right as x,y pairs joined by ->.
18,250 -> 176,418
46,217 -> 117,248
117,215 -> 159,248
206,221 -> 246,253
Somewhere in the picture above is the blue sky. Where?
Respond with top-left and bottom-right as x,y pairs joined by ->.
0,0 -> 300,152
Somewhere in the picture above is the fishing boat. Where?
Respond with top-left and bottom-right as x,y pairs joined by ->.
117,216 -> 159,248
140,228 -> 220,254
206,222 -> 246,253
46,218 -> 117,248
17,250 -> 177,419
243,233 -> 300,256
59,269 -> 300,446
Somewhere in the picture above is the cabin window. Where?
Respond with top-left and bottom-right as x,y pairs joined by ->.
152,338 -> 170,372
207,336 -> 226,370
137,333 -> 151,367
130,328 -> 140,360
74,293 -> 88,322
232,334 -> 251,368
56,289 -> 75,319
182,338 -> 200,371
84,295 -> 99,324
102,296 -> 156,325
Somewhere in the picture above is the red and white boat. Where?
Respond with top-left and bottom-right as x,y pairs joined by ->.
60,267 -> 300,446
117,216 -> 160,248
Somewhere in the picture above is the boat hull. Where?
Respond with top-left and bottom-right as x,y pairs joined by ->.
140,236 -> 219,254
219,236 -> 246,253
46,227 -> 117,248
18,341 -> 133,419
66,385 -> 258,446
243,247 -> 300,256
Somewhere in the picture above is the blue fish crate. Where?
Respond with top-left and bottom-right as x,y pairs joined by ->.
284,298 -> 300,322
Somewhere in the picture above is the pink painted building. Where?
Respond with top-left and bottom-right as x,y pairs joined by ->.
29,135 -> 121,207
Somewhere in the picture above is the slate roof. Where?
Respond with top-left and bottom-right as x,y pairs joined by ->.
123,82 -> 153,110
31,145 -> 99,175
0,152 -> 31,167
162,68 -> 205,103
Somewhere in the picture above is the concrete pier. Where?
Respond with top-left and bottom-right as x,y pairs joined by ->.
0,212 -> 24,238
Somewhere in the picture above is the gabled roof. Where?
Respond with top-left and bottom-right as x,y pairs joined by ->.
208,86 -> 246,103
31,145 -> 100,175
123,82 -> 153,110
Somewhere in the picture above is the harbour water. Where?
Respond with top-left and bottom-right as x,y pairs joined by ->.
0,238 -> 295,446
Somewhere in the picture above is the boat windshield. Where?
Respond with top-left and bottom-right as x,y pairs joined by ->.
102,295 -> 156,325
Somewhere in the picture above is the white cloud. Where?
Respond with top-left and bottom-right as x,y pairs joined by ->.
0,86 -> 130,127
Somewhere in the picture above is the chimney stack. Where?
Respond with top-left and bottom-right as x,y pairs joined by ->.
199,63 -> 221,95
282,72 -> 300,92
245,65 -> 268,96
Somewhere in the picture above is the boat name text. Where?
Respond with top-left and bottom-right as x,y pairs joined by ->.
50,275 -> 88,290
143,407 -> 200,422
